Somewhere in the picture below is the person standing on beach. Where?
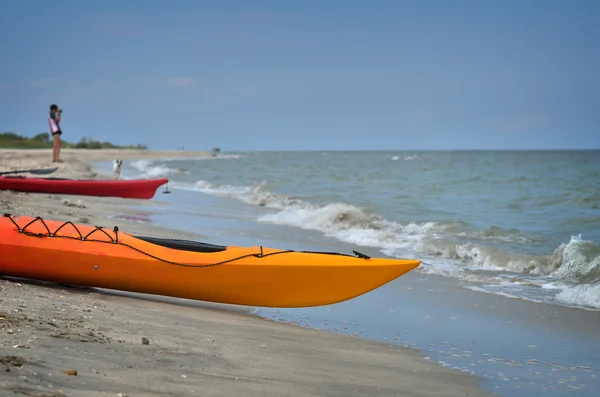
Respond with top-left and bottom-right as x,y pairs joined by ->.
48,104 -> 63,162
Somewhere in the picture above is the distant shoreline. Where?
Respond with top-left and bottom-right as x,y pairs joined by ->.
176,148 -> 600,153
0,148 -> 212,163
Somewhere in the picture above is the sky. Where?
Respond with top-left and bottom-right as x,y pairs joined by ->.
1,0 -> 599,151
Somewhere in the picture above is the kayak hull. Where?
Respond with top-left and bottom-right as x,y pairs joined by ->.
0,177 -> 168,199
0,215 -> 420,308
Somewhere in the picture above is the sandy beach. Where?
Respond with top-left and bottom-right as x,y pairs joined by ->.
0,148 -> 495,397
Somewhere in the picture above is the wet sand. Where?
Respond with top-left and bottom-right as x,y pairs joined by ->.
0,148 -> 495,397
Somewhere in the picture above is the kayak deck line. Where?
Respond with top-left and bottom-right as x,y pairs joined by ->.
1,214 -> 372,269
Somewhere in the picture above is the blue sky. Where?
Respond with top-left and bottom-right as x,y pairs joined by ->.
1,0 -> 599,151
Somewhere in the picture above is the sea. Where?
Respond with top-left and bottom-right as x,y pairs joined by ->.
95,150 -> 600,397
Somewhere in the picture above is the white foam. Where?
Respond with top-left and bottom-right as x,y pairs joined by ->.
550,235 -> 600,283
403,154 -> 425,161
170,177 -> 600,310
390,154 -> 425,161
554,283 -> 600,309
415,238 -> 561,275
259,203 -> 440,252
130,160 -> 183,178
178,179 -> 600,277
183,180 -> 299,209
176,179 -> 441,251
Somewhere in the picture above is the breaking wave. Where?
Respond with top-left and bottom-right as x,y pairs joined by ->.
172,178 -> 600,309
130,160 -> 185,178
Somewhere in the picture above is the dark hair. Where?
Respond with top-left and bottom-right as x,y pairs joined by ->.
50,104 -> 58,111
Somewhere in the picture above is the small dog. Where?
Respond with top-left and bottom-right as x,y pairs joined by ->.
113,159 -> 123,179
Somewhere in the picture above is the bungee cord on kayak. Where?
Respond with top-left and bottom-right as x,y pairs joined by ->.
2,214 -> 295,268
1,214 -> 370,269
1,214 -> 418,307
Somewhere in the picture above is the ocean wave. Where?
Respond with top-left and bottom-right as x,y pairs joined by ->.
172,154 -> 245,161
130,160 -> 186,178
554,283 -> 600,309
550,236 -> 600,283
417,235 -> 600,282
179,180 -> 301,209
391,154 -> 426,161
454,226 -> 540,243
174,178 -> 600,308
415,238 -> 557,274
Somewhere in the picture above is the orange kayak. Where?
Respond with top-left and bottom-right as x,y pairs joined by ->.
0,214 -> 420,308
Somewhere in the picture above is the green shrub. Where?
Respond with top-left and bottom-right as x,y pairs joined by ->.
0,132 -> 148,150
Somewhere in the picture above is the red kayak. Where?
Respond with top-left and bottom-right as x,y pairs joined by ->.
0,176 -> 168,199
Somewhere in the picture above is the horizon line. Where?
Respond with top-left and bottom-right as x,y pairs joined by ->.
208,148 -> 600,153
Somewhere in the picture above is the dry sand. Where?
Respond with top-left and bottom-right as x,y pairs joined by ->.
0,148 -> 211,181
0,148 -> 496,397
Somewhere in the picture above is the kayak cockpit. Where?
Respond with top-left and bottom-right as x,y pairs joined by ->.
133,235 -> 228,253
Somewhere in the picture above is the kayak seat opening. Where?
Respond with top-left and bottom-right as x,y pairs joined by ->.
134,235 -> 227,253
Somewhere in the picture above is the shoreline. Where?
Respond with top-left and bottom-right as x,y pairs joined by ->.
0,148 -> 496,396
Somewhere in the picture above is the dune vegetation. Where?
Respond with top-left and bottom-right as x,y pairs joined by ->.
0,132 -> 147,150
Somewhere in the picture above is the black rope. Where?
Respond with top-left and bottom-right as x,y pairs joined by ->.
3,214 -> 372,264
2,214 -> 372,268
2,214 -> 299,268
